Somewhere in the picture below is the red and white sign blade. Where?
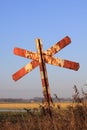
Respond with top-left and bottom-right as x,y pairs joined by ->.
12,60 -> 39,81
44,55 -> 79,71
14,47 -> 38,60
44,36 -> 71,56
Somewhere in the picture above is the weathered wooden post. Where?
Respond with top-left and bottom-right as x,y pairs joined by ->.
36,38 -> 52,115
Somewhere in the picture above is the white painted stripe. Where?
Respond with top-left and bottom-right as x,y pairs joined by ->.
42,86 -> 46,92
55,44 -> 61,51
25,50 -> 29,58
57,58 -> 64,67
40,71 -> 44,79
25,63 -> 32,72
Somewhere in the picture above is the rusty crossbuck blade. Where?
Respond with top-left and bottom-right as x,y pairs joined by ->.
12,36 -> 80,108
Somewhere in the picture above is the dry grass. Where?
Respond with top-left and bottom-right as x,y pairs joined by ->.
0,85 -> 87,130
0,103 -> 87,130
0,102 -> 75,110
0,102 -> 40,109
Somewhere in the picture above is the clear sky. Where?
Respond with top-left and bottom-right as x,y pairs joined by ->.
0,0 -> 87,99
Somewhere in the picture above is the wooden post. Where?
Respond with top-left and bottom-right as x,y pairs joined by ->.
36,38 -> 53,115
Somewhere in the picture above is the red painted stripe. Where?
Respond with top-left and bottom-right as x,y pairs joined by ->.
14,47 -> 26,57
12,67 -> 28,81
64,60 -> 80,71
58,36 -> 71,50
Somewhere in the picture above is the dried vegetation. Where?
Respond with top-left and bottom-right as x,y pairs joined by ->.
0,85 -> 87,130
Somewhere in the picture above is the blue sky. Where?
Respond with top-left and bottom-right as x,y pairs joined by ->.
0,0 -> 87,99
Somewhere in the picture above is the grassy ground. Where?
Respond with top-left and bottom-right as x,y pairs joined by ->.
0,85 -> 86,129
0,102 -> 87,130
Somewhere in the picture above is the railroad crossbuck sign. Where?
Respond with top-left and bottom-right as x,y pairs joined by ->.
12,36 -> 80,107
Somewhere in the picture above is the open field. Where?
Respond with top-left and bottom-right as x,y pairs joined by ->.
0,102 -> 75,110
0,102 -> 40,109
